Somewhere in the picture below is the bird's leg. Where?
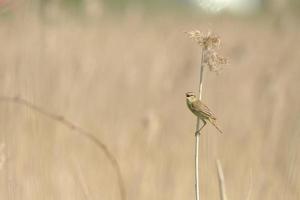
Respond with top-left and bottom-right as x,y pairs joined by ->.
200,120 -> 207,132
195,119 -> 207,135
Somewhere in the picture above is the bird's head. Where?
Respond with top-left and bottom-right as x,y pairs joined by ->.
185,92 -> 197,102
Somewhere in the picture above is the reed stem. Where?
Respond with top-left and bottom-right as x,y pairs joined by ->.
195,47 -> 205,200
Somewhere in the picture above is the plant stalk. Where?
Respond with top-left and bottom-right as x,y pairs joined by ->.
216,159 -> 228,200
195,47 -> 205,200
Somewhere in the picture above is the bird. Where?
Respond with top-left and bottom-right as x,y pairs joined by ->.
186,92 -> 222,134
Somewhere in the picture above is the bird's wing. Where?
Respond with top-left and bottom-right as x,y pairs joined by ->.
191,100 -> 216,119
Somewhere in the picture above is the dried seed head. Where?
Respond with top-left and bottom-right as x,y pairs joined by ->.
186,30 -> 228,73
203,49 -> 228,72
186,30 -> 221,49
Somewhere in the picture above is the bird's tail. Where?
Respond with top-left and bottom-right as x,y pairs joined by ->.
209,118 -> 223,134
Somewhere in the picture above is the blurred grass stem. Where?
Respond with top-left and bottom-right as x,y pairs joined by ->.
0,96 -> 126,200
216,159 -> 228,200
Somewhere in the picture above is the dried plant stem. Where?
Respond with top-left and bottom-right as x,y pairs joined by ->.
245,168 -> 253,200
195,131 -> 200,200
0,96 -> 126,200
216,159 -> 228,200
195,47 -> 205,200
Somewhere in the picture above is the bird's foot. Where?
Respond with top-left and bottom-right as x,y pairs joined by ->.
195,130 -> 201,136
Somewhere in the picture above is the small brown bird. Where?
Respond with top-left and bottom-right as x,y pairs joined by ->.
186,92 -> 222,134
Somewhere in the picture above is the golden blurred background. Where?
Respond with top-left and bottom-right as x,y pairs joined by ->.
0,0 -> 299,199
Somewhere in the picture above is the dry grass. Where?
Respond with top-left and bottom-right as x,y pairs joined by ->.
0,8 -> 299,200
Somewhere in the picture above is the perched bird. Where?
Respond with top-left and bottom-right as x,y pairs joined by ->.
186,92 -> 222,134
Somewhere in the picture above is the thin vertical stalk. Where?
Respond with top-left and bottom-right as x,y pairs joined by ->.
245,168 -> 253,200
195,47 -> 205,200
216,159 -> 228,200
195,130 -> 200,200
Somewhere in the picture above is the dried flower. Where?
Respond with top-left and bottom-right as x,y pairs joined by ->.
186,30 -> 221,49
203,49 -> 228,72
186,30 -> 228,72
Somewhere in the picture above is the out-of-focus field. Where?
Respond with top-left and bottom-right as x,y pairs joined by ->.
0,7 -> 300,200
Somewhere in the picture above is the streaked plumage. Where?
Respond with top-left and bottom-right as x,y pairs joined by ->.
186,92 -> 222,134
